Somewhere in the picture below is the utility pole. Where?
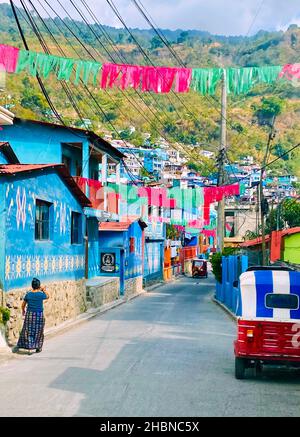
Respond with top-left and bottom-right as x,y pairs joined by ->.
259,118 -> 276,265
217,69 -> 227,252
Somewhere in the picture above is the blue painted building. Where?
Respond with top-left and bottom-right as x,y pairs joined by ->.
0,119 -> 124,280
0,118 -> 123,182
143,148 -> 169,175
118,146 -> 169,179
144,221 -> 166,285
98,219 -> 146,295
0,164 -> 91,291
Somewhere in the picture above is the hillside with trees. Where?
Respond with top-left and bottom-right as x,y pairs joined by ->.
0,3 -> 300,176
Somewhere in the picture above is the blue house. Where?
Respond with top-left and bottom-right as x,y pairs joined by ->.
0,118 -> 124,279
143,148 -> 168,176
0,163 -> 91,292
98,219 -> 147,296
0,118 -> 123,182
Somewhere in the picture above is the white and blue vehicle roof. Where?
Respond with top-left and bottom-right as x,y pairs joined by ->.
238,267 -> 300,322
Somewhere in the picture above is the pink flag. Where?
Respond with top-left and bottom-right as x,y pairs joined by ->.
175,68 -> 192,93
0,44 -> 19,73
279,64 -> 300,81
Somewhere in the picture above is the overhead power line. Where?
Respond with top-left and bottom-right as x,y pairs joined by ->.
38,0 -> 201,166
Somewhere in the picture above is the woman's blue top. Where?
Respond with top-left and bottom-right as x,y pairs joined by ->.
24,291 -> 48,312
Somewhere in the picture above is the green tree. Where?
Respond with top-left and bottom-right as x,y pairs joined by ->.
116,33 -> 125,44
20,77 -> 48,115
265,208 -> 284,234
150,36 -> 164,50
252,97 -> 284,126
177,31 -> 189,44
119,128 -> 132,140
282,198 -> 300,228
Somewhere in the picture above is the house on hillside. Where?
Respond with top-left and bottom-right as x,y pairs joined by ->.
241,227 -> 300,266
0,117 -> 124,216
0,118 -> 125,279
98,219 -> 147,297
0,163 -> 92,344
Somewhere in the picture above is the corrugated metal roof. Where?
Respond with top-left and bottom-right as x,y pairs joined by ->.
241,227 -> 300,248
282,227 -> 300,237
0,164 -> 56,174
99,221 -> 132,231
240,235 -> 271,247
99,218 -> 147,231
0,164 -> 91,208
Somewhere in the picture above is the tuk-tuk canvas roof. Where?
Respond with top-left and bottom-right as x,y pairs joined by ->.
239,270 -> 300,321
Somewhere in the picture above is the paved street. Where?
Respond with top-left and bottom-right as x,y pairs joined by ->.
1,275 -> 300,417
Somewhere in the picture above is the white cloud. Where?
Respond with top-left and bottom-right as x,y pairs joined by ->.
0,0 -> 299,35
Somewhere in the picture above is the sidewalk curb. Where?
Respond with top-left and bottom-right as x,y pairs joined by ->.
212,297 -> 237,322
145,275 -> 182,292
45,290 -> 146,339
1,290 -> 147,359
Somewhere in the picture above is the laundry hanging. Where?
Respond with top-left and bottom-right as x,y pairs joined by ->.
100,63 -> 192,93
0,44 -> 20,73
191,68 -> 223,95
16,49 -> 101,85
0,43 -> 297,95
192,65 -> 283,95
227,65 -> 282,94
279,63 -> 300,81
202,229 -> 216,238
174,68 -> 192,93
203,184 -> 240,224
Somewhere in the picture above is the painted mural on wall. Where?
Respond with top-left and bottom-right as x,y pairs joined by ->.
2,172 -> 85,291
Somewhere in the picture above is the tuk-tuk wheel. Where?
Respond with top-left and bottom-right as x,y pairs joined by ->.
235,357 -> 246,379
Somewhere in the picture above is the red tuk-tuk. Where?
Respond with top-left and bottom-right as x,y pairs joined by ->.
192,258 -> 208,278
234,266 -> 300,379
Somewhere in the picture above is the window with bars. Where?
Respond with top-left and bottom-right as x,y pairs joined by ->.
35,200 -> 51,241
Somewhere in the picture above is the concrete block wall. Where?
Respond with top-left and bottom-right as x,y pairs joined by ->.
4,278 -> 86,345
125,276 -> 143,298
86,277 -> 120,308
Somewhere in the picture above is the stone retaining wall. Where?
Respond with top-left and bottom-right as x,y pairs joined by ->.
86,278 -> 120,308
4,278 -> 86,345
125,276 -> 143,298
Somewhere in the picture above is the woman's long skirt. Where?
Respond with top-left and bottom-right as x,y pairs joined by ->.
17,311 -> 45,350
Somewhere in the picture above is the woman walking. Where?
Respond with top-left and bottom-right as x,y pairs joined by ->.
14,278 -> 49,354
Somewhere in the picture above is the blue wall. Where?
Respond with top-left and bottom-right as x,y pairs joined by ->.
124,221 -> 143,279
0,150 -> 9,164
143,221 -> 165,282
0,181 -> 6,290
98,222 -> 144,293
0,169 -> 87,291
215,255 -> 248,315
144,241 -> 164,282
87,217 -> 100,278
0,121 -> 91,179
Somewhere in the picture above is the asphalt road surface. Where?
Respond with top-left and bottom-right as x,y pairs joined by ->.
1,275 -> 300,417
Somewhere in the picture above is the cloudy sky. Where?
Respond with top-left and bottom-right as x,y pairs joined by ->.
1,0 -> 300,35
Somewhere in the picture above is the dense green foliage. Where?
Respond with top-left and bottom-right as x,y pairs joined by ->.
265,199 -> 300,234
0,307 -> 10,325
211,247 -> 238,283
0,4 -> 300,174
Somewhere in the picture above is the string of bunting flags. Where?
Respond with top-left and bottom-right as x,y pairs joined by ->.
0,43 -> 299,95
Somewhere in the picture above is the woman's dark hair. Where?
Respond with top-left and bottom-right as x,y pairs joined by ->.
32,278 -> 41,290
